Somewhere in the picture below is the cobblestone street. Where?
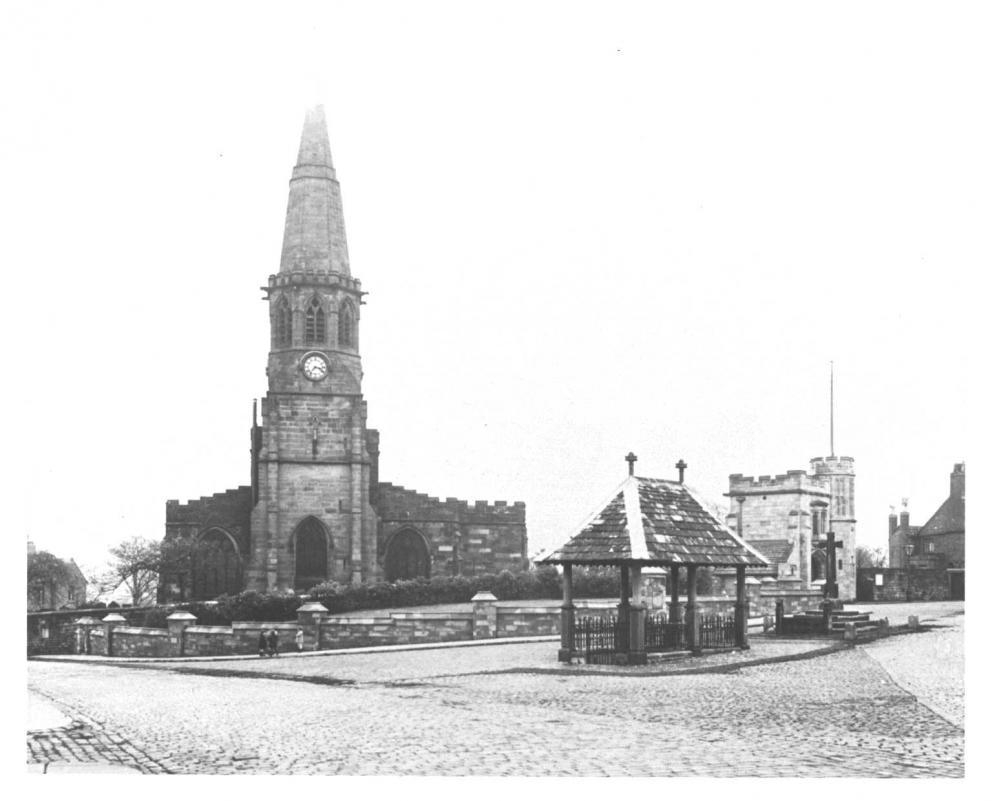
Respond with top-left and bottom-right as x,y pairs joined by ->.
27,602 -> 964,777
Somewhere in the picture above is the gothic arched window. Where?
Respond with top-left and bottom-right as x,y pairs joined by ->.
305,296 -> 326,345
338,300 -> 356,348
275,296 -> 293,347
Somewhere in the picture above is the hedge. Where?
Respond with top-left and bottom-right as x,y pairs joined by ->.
140,567 -> 619,625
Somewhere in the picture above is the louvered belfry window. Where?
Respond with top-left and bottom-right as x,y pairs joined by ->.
338,300 -> 355,348
305,296 -> 325,344
275,296 -> 293,347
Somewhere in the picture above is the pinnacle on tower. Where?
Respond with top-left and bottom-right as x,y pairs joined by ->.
279,105 -> 351,276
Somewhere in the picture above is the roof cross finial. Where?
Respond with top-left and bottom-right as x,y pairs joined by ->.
625,452 -> 638,476
675,459 -> 687,483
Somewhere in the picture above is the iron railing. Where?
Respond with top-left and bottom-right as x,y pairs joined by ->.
699,614 -> 737,648
573,615 -> 624,664
572,612 -> 738,662
645,613 -> 686,651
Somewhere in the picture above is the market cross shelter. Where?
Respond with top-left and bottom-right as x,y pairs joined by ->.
541,455 -> 768,665
161,107 -> 527,601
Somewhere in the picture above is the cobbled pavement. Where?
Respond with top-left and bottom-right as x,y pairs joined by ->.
27,602 -> 964,777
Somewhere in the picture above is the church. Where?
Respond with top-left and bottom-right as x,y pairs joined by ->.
160,108 -> 528,601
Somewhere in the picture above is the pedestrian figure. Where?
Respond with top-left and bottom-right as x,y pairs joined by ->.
258,628 -> 268,657
295,627 -> 304,653
76,626 -> 85,655
267,627 -> 279,657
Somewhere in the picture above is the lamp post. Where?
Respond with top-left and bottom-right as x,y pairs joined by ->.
904,543 -> 914,603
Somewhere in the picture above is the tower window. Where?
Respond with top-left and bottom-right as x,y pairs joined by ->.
275,297 -> 292,347
305,296 -> 326,345
338,300 -> 356,348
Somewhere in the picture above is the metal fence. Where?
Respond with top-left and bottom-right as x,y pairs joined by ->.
699,614 -> 736,648
645,613 -> 687,651
573,615 -> 624,664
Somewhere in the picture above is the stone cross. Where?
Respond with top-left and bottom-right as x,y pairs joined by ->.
825,529 -> 844,598
675,459 -> 687,483
626,452 -> 637,476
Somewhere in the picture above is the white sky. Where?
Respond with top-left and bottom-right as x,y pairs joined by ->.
3,1 -> 991,577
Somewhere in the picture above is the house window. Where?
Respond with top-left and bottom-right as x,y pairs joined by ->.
875,573 -> 884,586
305,296 -> 325,344
928,542 -> 935,552
838,559 -> 842,570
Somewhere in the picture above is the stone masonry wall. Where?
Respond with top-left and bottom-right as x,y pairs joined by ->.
857,568 -> 953,602
318,612 -> 473,649
162,486 -> 254,601
376,483 -> 527,578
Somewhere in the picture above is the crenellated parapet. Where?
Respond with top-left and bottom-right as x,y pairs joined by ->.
166,486 -> 254,521
809,455 -> 855,475
376,482 -> 526,524
727,470 -> 829,497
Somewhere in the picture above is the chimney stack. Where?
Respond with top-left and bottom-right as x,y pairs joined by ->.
675,459 -> 687,483
951,462 -> 965,500
899,498 -> 910,531
625,452 -> 637,477
888,505 -> 898,537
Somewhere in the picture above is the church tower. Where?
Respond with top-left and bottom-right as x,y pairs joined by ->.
246,106 -> 379,591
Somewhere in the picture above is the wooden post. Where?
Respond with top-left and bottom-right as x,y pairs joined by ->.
669,564 -> 681,624
559,564 -> 575,662
735,565 -> 748,649
686,565 -> 701,654
628,565 -> 647,664
617,563 -> 631,661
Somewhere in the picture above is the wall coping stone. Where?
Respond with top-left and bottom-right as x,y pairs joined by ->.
114,626 -> 169,637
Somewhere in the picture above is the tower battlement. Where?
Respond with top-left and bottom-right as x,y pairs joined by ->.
809,455 -> 855,475
727,470 -> 828,495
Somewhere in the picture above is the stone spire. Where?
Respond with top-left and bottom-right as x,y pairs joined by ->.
279,105 -> 351,276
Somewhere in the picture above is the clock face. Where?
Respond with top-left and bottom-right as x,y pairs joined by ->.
301,354 -> 329,381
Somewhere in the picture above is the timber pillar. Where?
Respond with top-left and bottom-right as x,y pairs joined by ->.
669,564 -> 681,624
735,565 -> 748,649
558,564 -> 576,662
627,565 -> 647,665
686,565 -> 701,655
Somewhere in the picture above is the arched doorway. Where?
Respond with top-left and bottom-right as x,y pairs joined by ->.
193,529 -> 242,600
294,517 -> 329,592
384,529 -> 430,582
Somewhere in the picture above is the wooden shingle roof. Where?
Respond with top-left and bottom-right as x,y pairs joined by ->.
540,476 -> 768,568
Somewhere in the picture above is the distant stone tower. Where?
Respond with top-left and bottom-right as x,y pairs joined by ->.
809,455 -> 857,600
246,106 -> 378,591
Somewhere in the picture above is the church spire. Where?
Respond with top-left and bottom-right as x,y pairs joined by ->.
279,105 -> 351,276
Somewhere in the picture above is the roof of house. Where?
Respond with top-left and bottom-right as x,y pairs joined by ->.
918,493 -> 964,539
747,539 -> 795,565
539,476 -> 769,567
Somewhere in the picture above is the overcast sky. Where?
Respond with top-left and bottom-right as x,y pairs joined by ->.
3,2 -> 990,576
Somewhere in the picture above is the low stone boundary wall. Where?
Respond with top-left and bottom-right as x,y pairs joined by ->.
318,612 -> 473,649
31,589 -> 831,659
856,568 -> 954,602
